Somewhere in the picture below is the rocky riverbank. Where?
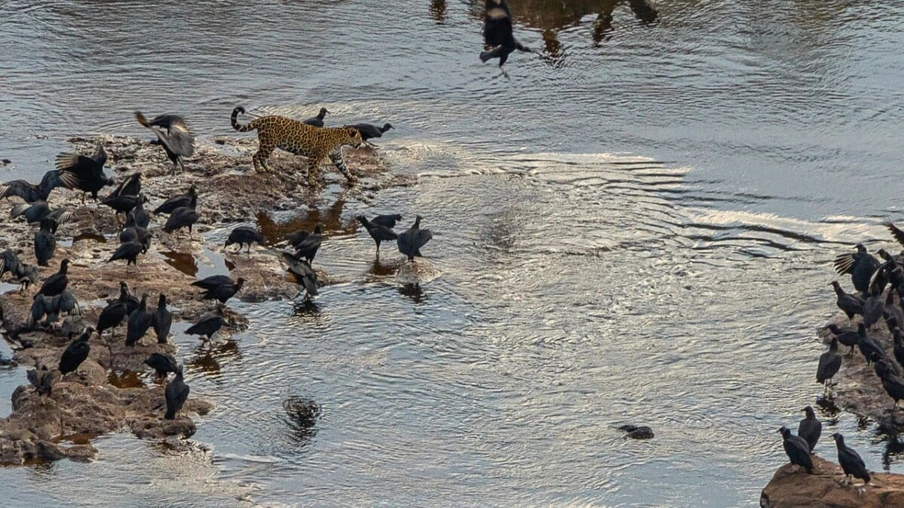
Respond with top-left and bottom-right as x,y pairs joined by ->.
0,134 -> 400,464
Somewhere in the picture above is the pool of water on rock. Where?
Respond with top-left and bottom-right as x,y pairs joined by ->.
2,1 -> 904,506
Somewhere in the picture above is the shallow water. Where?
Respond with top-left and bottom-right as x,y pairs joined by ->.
2,0 -> 904,506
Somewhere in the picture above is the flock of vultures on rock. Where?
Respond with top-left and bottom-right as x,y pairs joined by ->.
775,222 -> 904,486
0,99 -> 435,422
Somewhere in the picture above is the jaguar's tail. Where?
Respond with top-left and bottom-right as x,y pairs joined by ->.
231,106 -> 256,132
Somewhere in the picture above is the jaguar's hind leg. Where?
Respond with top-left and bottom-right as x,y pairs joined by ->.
253,142 -> 275,173
329,150 -> 358,184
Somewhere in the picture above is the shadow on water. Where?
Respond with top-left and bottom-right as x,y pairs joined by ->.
467,0 -> 659,59
399,284 -> 427,303
429,0 -> 446,24
190,340 -> 240,377
255,197 -> 356,245
281,396 -> 321,445
368,258 -> 399,277
108,370 -> 144,389
160,250 -> 197,278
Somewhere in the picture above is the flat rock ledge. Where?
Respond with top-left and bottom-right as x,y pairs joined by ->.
0,134 -> 397,465
760,456 -> 904,508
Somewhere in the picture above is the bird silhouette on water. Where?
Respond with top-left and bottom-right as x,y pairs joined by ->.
164,364 -> 190,420
834,244 -> 881,296
34,218 -> 57,267
303,108 -> 329,127
59,327 -> 93,376
480,0 -> 532,67
797,406 -> 822,453
832,433 -> 870,486
38,259 -> 70,297
779,426 -> 814,474
350,123 -> 393,147
144,352 -> 178,380
397,215 -> 432,262
153,185 -> 196,215
56,145 -> 113,201
356,215 -> 398,256
225,226 -> 265,253
126,294 -> 152,347
151,294 -> 172,344
135,112 -> 195,172
816,337 -> 842,395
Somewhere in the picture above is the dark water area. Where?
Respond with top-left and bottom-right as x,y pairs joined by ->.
2,0 -> 904,506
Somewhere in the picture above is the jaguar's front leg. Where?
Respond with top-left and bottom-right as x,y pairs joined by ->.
329,150 -> 358,184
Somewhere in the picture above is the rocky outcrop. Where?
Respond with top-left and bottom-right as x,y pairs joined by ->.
0,134 -> 400,465
760,455 -> 904,507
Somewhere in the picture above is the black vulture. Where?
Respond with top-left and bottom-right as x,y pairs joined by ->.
856,323 -> 885,365
816,337 -> 842,394
778,426 -> 813,474
10,201 -> 71,226
199,277 -> 245,305
356,215 -> 398,255
135,112 -> 195,172
282,251 -> 318,300
105,173 -> 141,200
37,258 -> 70,297
861,291 -> 885,329
797,406 -> 821,453
833,243 -> 881,296
293,224 -> 324,263
893,327 -> 904,371
27,362 -> 58,402
59,327 -> 93,375
56,145 -> 113,201
164,365 -> 190,419
153,185 -> 196,215
108,241 -> 144,267
191,275 -> 235,292
826,324 -> 859,357
163,203 -> 200,237
0,170 -> 65,203
303,108 -> 329,127
185,311 -> 226,341
144,352 -> 178,379
350,123 -> 393,147
126,294 -> 152,347
480,0 -> 532,67
371,213 -> 403,229
829,281 -> 863,321
225,226 -> 265,253
831,433 -> 870,485
397,215 -> 433,261
151,294 -> 172,344
101,193 -> 148,219
34,218 -> 57,267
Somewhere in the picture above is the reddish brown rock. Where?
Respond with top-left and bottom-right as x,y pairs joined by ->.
761,455 -> 904,507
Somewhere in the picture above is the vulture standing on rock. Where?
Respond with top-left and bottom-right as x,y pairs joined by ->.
225,226 -> 265,253
135,111 -> 195,172
126,294 -> 152,347
27,363 -> 58,402
816,338 -> 842,394
163,191 -> 200,237
797,406 -> 821,453
151,294 -> 172,344
34,218 -> 57,266
778,426 -> 813,474
833,243 -> 881,296
164,365 -> 190,420
199,277 -> 245,305
350,123 -> 393,147
830,281 -> 863,321
303,107 -> 329,127
59,327 -> 93,375
108,241 -> 145,267
145,352 -> 178,379
397,215 -> 432,261
153,185 -> 197,215
480,0 -> 532,67
826,324 -> 859,357
856,323 -> 885,365
38,259 -> 70,297
56,145 -> 113,201
832,433 -> 870,485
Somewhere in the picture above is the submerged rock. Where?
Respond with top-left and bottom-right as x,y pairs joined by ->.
760,455 -> 904,507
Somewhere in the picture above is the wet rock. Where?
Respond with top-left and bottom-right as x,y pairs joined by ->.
617,424 -> 654,440
760,455 -> 904,507
821,312 -> 902,431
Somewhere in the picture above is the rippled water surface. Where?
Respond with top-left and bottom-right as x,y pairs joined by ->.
2,1 -> 904,506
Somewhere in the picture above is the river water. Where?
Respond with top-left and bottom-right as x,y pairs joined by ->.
1,0 -> 903,506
